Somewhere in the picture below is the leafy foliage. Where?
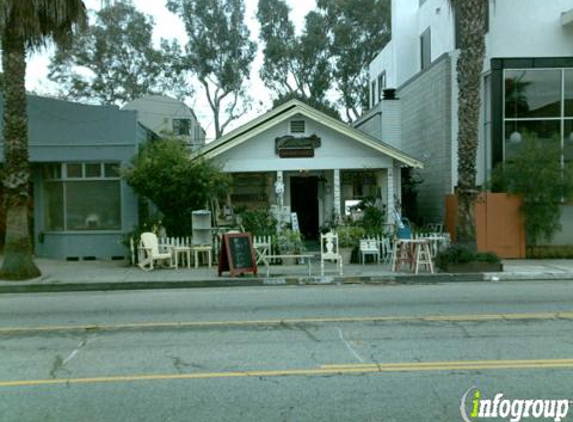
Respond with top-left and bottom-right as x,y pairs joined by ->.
48,1 -> 189,105
490,134 -> 573,246
316,0 -> 391,121
435,244 -> 500,269
277,228 -> 303,254
257,0 -> 335,113
167,0 -> 256,138
401,168 -> 423,226
271,92 -> 340,120
123,139 -> 231,236
337,225 -> 365,248
239,208 -> 277,237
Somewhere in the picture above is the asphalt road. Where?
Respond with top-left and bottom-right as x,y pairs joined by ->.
1,281 -> 572,422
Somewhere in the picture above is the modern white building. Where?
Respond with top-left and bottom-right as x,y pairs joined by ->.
357,0 -> 573,243
123,95 -> 206,151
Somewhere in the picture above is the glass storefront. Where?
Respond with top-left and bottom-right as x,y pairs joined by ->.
43,163 -> 122,231
503,68 -> 573,164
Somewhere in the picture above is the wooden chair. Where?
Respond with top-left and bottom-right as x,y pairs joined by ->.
359,239 -> 380,265
320,231 -> 343,276
138,232 -> 174,271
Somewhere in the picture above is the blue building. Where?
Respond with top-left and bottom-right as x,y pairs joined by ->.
0,95 -> 151,260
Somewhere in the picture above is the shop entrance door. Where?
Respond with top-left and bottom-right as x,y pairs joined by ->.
290,176 -> 319,240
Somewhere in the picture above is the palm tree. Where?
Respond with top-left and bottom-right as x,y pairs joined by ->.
451,0 -> 488,249
0,1 -> 87,280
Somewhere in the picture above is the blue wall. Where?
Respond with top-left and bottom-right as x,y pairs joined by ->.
0,96 -> 143,260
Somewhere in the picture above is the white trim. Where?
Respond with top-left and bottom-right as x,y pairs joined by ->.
194,100 -> 423,169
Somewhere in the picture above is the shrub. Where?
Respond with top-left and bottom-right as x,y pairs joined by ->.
123,138 -> 230,236
240,208 -> 277,236
277,229 -> 303,254
337,225 -> 365,248
490,133 -> 573,246
435,245 -> 500,270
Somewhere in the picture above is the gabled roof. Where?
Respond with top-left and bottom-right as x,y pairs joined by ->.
192,99 -> 423,168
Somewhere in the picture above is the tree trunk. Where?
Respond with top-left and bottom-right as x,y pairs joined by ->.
454,0 -> 486,251
0,28 -> 41,280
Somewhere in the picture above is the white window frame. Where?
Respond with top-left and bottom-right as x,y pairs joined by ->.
44,162 -> 122,233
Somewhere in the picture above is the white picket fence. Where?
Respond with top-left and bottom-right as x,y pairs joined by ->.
130,234 -> 279,266
130,235 -> 192,266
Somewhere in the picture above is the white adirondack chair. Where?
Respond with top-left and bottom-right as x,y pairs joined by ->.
138,232 -> 174,271
320,231 -> 343,276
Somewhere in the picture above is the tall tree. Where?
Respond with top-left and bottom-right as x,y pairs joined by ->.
0,1 -> 87,280
257,0 -> 334,112
316,0 -> 391,121
450,0 -> 487,249
167,0 -> 256,139
48,1 -> 189,105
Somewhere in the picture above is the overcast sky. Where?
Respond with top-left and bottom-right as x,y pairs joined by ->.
25,0 -> 316,141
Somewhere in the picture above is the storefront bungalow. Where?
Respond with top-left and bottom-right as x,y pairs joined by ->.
0,95 -> 150,260
193,99 -> 423,239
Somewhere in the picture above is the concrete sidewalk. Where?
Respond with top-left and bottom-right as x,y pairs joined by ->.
0,257 -> 573,293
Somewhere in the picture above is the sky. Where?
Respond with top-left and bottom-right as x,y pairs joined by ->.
25,0 -> 316,142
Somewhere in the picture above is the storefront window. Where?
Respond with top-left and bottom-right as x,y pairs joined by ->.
503,68 -> 573,164
504,69 -> 561,119
44,163 -> 121,231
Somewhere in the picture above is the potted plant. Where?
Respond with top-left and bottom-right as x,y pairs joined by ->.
277,228 -> 304,265
435,245 -> 503,273
336,225 -> 365,264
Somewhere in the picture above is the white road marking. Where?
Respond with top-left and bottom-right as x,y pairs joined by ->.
336,327 -> 365,363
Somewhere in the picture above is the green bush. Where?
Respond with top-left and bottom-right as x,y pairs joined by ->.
123,138 -> 230,236
435,245 -> 500,270
337,225 -> 365,248
277,229 -> 303,254
240,208 -> 277,236
490,133 -> 573,246
527,245 -> 573,259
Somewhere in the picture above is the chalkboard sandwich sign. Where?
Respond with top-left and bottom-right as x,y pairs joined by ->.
218,233 -> 258,277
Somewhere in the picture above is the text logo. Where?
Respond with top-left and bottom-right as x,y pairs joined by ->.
460,387 -> 570,422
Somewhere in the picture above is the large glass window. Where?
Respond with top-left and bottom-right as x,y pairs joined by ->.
44,163 -> 122,231
504,69 -> 561,118
503,68 -> 573,165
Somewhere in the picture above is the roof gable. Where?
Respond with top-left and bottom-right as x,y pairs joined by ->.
194,99 -> 422,168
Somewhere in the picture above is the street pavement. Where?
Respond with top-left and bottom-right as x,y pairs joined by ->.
1,257 -> 573,293
0,282 -> 572,421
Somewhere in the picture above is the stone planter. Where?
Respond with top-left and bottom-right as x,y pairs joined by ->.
440,261 -> 503,273
339,247 -> 353,264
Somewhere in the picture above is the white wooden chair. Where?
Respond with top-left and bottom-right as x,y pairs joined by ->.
138,232 -> 174,271
320,231 -> 343,276
359,239 -> 380,265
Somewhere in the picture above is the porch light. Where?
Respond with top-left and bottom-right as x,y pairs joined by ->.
509,131 -> 522,143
